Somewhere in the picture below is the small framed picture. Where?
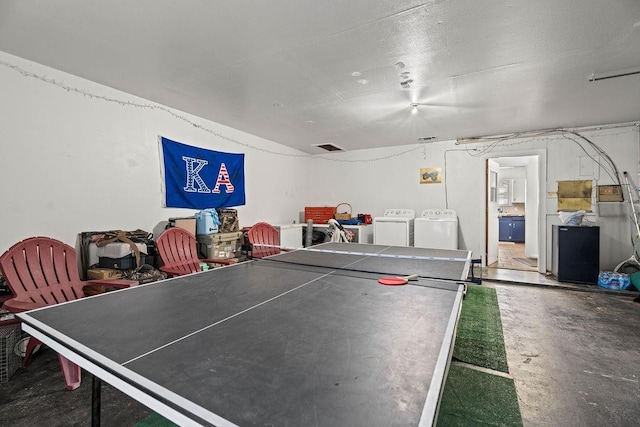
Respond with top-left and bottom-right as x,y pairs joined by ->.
420,167 -> 442,184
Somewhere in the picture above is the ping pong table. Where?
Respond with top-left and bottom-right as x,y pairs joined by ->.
17,242 -> 473,426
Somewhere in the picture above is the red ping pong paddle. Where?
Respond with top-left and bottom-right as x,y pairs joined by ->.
378,274 -> 419,286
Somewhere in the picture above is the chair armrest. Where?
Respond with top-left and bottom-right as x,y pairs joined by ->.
159,265 -> 193,277
2,297 -> 47,313
85,279 -> 138,288
83,279 -> 139,296
160,258 -> 240,276
202,257 -> 238,265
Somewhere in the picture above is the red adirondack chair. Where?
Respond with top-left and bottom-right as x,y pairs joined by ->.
247,222 -> 287,258
156,227 -> 234,277
0,236 -> 137,390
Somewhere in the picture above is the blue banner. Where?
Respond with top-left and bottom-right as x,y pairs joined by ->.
160,136 -> 245,209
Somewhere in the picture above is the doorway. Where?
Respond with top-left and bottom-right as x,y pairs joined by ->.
486,155 -> 540,272
495,242 -> 537,271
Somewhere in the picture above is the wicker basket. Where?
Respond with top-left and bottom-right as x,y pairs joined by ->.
334,203 -> 352,220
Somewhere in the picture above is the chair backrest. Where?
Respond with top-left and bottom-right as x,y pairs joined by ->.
247,222 -> 281,258
155,227 -> 202,275
0,237 -> 86,307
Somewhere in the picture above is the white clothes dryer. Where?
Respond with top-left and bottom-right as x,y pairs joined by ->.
414,209 -> 458,250
373,209 -> 415,247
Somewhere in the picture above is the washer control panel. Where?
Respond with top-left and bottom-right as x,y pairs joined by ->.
383,209 -> 416,219
420,209 -> 457,219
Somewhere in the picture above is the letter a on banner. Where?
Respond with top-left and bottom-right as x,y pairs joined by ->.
159,136 -> 246,209
212,163 -> 235,193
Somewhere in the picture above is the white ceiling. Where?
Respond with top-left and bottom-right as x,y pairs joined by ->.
1,1 -> 639,154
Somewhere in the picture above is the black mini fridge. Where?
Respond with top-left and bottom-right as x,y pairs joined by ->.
552,225 -> 600,284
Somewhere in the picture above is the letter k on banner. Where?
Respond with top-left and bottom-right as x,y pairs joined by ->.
159,136 -> 246,209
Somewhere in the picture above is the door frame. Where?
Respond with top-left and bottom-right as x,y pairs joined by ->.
485,149 -> 547,273
486,159 -> 500,266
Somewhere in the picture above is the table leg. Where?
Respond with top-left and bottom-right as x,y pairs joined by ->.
92,374 -> 102,427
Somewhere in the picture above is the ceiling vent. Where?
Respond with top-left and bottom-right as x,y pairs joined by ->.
313,143 -> 344,152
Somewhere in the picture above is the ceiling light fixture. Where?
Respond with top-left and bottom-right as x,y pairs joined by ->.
400,79 -> 413,89
410,103 -> 419,114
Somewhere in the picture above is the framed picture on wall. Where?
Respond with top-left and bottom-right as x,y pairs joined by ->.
420,167 -> 442,184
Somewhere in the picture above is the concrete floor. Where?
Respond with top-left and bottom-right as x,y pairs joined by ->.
1,278 -> 639,426
0,349 -> 152,426
493,282 -> 640,427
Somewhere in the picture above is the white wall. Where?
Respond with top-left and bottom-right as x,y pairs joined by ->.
499,166 -> 527,180
2,51 -> 638,273
0,52 -> 311,252
311,128 -> 639,271
308,143 -> 484,254
541,130 -> 639,271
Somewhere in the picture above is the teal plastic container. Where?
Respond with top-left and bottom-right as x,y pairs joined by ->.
195,209 -> 220,235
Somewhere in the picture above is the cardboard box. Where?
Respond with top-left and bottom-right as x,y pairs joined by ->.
197,232 -> 243,259
169,217 -> 197,236
87,267 -> 124,280
216,208 -> 240,232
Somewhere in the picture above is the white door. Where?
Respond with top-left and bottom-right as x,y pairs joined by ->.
486,159 -> 500,265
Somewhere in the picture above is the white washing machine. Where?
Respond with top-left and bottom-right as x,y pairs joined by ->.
414,209 -> 459,250
373,209 -> 415,247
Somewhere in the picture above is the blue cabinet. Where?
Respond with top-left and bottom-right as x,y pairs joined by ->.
511,217 -> 525,242
498,216 -> 525,243
499,218 -> 511,241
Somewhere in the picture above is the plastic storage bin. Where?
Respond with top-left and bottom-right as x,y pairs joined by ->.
197,232 -> 243,259
196,209 -> 220,235
97,242 -> 147,270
